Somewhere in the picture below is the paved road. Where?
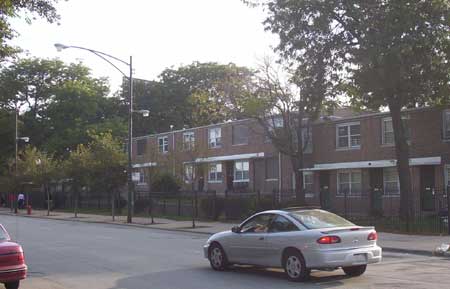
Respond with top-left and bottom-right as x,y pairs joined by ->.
1,215 -> 449,289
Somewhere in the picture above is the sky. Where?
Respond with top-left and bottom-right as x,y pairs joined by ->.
10,0 -> 278,92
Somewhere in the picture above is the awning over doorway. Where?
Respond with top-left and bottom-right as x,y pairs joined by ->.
132,162 -> 157,168
301,156 -> 441,171
191,152 -> 265,164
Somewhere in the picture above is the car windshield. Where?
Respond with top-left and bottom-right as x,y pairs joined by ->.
289,210 -> 355,229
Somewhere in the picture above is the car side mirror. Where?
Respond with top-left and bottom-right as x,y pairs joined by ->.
231,226 -> 241,233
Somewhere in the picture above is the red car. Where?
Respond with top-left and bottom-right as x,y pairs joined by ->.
0,225 -> 27,289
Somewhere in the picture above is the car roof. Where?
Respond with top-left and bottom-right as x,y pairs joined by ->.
257,207 -> 322,216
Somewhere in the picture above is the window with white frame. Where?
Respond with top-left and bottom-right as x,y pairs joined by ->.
232,124 -> 249,145
303,172 -> 314,197
383,167 -> 400,195
208,127 -> 222,148
158,136 -> 169,153
337,170 -> 362,196
183,132 -> 195,151
234,161 -> 249,182
444,110 -> 450,140
184,164 -> 195,183
337,123 -> 360,149
208,163 -> 223,182
382,117 -> 410,145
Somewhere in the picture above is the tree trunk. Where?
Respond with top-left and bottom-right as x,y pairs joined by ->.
74,185 -> 79,218
111,190 -> 115,222
46,185 -> 50,216
389,103 -> 413,225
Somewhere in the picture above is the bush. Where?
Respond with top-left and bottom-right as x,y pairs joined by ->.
151,173 -> 181,193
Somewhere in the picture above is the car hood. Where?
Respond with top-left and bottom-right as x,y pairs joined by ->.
207,230 -> 233,243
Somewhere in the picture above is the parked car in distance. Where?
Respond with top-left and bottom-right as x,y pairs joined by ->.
204,208 -> 382,282
0,224 -> 27,289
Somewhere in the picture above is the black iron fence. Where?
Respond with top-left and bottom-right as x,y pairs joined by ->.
7,183 -> 449,235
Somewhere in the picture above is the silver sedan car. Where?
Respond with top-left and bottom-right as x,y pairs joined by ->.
203,208 -> 382,281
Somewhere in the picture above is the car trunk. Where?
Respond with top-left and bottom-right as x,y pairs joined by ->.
0,242 -> 24,269
317,226 -> 376,250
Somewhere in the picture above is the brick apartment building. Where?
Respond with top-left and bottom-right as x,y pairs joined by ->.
131,106 -> 450,216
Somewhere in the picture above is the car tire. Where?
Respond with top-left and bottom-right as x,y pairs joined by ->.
208,242 -> 229,271
5,281 -> 20,289
343,264 -> 367,277
283,249 -> 310,282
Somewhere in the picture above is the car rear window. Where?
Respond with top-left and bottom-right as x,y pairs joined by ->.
289,210 -> 355,229
0,227 -> 8,240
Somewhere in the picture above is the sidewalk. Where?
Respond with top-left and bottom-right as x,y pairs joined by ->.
1,208 -> 448,256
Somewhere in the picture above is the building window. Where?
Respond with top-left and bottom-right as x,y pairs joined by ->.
184,164 -> 195,183
265,157 -> 279,180
337,122 -> 360,149
302,127 -> 313,154
444,110 -> 450,140
445,165 -> 450,193
337,170 -> 362,196
183,132 -> 195,151
383,167 -> 400,195
303,172 -> 314,198
265,117 -> 284,142
382,117 -> 410,145
158,136 -> 169,153
208,127 -> 222,148
208,163 -> 223,182
137,168 -> 146,184
136,139 -> 146,156
234,161 -> 249,182
232,124 -> 249,145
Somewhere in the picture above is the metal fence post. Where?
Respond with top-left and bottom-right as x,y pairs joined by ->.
447,185 -> 450,235
148,193 -> 154,224
192,190 -> 196,228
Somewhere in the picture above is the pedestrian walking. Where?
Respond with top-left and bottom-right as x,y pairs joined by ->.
18,192 -> 25,210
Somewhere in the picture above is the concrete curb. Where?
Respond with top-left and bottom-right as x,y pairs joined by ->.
1,211 -> 444,257
381,247 -> 433,257
0,211 -> 214,236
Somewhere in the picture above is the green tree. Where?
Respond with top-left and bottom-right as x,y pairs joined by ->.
63,144 -> 92,218
0,0 -> 60,60
238,60 -> 333,205
246,0 -> 450,221
0,58 -> 127,157
87,132 -> 127,221
16,146 -> 60,216
130,62 -> 254,135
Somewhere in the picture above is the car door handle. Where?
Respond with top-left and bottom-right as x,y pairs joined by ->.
258,236 -> 265,240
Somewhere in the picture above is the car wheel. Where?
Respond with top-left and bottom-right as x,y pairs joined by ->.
343,264 -> 367,277
208,243 -> 228,271
5,281 -> 20,289
283,250 -> 310,282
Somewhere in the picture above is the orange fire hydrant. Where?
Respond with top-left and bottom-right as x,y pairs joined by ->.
27,205 -> 32,215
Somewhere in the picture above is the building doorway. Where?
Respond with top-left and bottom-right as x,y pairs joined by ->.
420,166 -> 435,211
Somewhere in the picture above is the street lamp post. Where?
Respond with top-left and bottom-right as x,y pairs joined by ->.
54,43 -> 147,223
14,106 -> 29,214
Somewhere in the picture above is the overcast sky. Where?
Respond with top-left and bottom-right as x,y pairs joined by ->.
10,0 -> 278,92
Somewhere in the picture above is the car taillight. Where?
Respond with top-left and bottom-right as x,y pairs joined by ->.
17,252 -> 24,262
368,231 -> 378,241
317,235 -> 341,244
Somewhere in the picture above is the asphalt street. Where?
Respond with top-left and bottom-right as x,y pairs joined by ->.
1,215 -> 449,289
